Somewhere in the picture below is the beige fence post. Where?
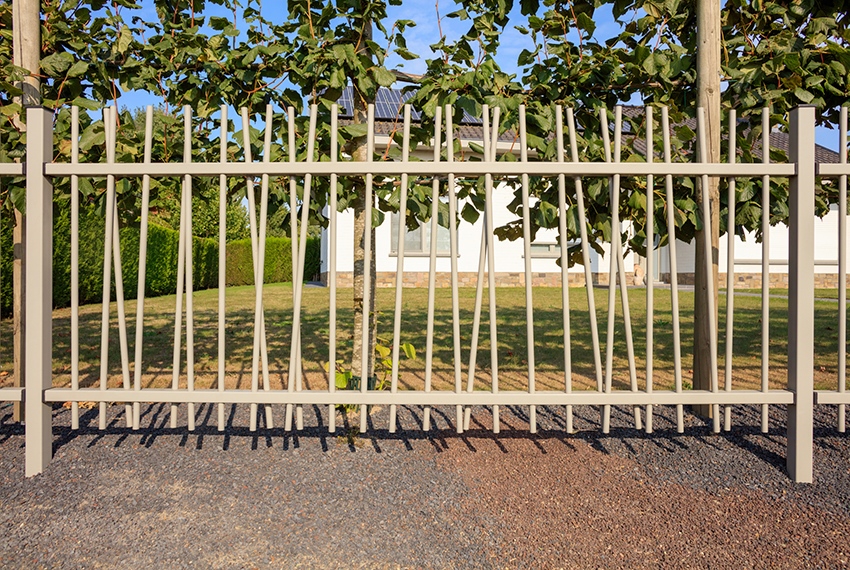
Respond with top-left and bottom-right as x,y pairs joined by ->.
24,107 -> 53,477
787,105 -> 815,483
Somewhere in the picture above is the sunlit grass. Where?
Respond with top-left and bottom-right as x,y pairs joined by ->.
0,283 -> 844,392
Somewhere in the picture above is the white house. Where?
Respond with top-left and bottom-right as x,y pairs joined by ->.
320,89 -> 842,289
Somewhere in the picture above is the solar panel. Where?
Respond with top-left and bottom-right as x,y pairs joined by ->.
337,86 -> 480,124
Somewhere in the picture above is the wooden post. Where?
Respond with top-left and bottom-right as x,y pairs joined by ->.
12,0 -> 41,422
693,0 -> 721,417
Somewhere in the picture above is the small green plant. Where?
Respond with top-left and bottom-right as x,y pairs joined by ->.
669,378 -> 694,391
325,339 -> 417,414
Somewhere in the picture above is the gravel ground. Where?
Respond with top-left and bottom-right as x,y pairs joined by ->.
0,401 -> 849,569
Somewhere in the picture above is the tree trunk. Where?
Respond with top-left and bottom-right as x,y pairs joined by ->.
349,22 -> 377,385
12,0 -> 41,422
694,0 -> 721,417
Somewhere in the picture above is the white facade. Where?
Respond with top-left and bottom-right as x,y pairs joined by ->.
321,133 -> 844,287
321,181 -> 638,286
664,204 -> 847,282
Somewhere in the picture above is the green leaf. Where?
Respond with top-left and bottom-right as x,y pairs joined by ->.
340,123 -> 368,138
117,25 -> 133,54
794,88 -> 815,103
66,61 -> 89,78
373,67 -> 396,87
41,52 -> 73,76
71,97 -> 101,111
461,203 -> 480,224
79,124 -> 105,151
335,370 -> 351,390
401,343 -> 416,360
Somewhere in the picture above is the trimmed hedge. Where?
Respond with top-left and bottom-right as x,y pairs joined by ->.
0,204 -> 322,316
49,203 -> 219,310
225,236 -> 321,286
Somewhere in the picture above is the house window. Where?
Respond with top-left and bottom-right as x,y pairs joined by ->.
528,240 -> 580,258
390,212 -> 452,255
530,242 -> 561,257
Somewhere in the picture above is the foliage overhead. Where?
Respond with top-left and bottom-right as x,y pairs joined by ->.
0,0 -> 848,263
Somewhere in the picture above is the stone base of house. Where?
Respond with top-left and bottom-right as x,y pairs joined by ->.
664,272 -> 849,289
323,270 -> 850,289
320,271 -> 643,288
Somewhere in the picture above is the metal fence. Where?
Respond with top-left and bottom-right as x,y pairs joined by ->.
0,102 -> 839,483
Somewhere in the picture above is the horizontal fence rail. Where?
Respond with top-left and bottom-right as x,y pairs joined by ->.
44,162 -> 798,178
0,102 -> 827,483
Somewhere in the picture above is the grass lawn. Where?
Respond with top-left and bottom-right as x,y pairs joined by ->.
724,288 -> 842,300
0,283 -> 845,392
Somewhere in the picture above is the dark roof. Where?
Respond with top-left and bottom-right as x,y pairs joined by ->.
338,87 -> 482,125
342,89 -> 839,163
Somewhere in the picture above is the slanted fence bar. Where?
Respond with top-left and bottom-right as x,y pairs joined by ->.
0,102 -> 832,483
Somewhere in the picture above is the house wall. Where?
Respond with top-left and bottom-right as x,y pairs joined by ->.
659,204 -> 849,287
321,181 -> 641,287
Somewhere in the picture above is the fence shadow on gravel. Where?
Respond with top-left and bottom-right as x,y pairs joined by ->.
2,402 -> 842,481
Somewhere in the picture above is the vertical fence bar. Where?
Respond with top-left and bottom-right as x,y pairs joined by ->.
328,105 -> 338,434
184,107 -> 196,432
132,107 -> 153,430
601,107 -> 640,432
241,108 -> 272,431
286,106 -> 300,431
518,105 -> 537,433
260,106 -> 274,429
389,105 -> 411,434
556,106 -> 573,433
241,108 -> 258,429
724,109 -> 737,432
217,106 -> 228,431
292,104 -> 318,432
463,217 -> 488,431
661,107 -> 684,433
485,106 -> 501,434
463,107 -> 496,431
566,109 -> 603,394
359,104 -> 375,435
170,108 -> 187,429
697,107 -> 721,433
251,105 -> 273,432
760,107 -> 771,434
787,105 -> 815,483
24,107 -> 53,477
446,105 -> 463,434
99,107 -> 116,430
601,106 -> 616,433
423,106 -> 443,431
645,106 -> 654,434
70,106 -> 80,430
614,108 -> 640,430
838,106 -> 847,433
111,197 -> 132,427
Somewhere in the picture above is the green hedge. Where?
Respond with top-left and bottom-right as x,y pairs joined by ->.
0,204 -> 322,316
225,236 -> 321,286
49,203 -> 219,310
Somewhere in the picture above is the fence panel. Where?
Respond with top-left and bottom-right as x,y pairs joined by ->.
8,101 -> 823,482
815,106 -> 850,447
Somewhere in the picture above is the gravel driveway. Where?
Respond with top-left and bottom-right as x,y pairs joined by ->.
0,401 -> 848,569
